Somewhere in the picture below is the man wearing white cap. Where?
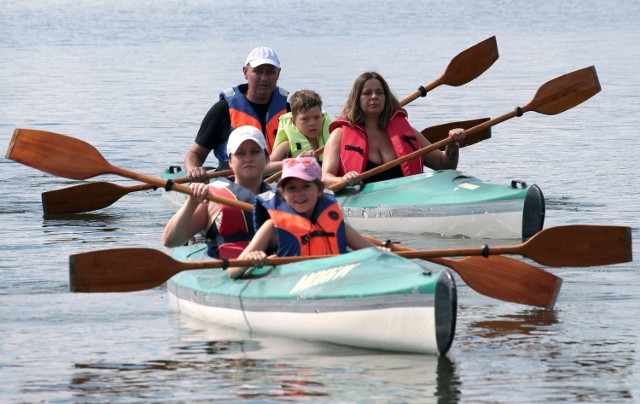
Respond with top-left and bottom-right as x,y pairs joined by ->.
185,46 -> 290,182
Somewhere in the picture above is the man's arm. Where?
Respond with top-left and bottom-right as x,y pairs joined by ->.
186,99 -> 231,182
185,143 -> 211,182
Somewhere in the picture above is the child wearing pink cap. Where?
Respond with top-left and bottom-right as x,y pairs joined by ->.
228,156 -> 378,279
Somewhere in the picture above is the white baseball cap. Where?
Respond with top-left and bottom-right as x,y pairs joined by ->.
245,46 -> 281,68
226,125 -> 267,155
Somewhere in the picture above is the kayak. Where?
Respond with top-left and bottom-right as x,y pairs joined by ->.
161,166 -> 544,239
167,244 -> 457,355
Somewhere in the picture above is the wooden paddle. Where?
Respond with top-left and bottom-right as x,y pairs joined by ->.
6,129 -> 254,212
68,244 -> 559,309
328,65 -> 602,191
41,169 -> 233,214
398,35 -> 499,106
363,236 -> 561,309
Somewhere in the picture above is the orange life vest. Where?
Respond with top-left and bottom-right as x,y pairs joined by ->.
330,108 -> 423,177
254,190 -> 348,257
222,85 -> 289,153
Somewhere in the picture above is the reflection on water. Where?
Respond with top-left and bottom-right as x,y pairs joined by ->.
545,196 -> 606,213
67,329 -> 463,402
468,309 -> 559,339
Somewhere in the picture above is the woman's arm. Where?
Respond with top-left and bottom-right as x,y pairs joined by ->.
321,128 -> 361,188
162,183 -> 213,247
419,128 -> 465,170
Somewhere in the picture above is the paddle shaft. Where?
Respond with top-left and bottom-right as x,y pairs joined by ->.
114,166 -> 254,212
102,169 -> 233,192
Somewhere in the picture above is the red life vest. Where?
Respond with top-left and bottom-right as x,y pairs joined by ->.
330,109 -> 423,177
221,85 -> 289,153
206,178 -> 267,259
254,190 -> 348,257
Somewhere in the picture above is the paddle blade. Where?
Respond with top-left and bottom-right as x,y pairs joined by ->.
521,225 -> 633,267
421,118 -> 491,150
432,256 -> 562,309
364,236 -> 562,308
440,36 -> 499,86
6,129 -> 114,180
70,248 -> 187,292
525,66 -> 601,115
42,182 -> 153,214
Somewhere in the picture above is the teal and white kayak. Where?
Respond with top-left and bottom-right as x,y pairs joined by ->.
162,167 -> 544,239
336,171 -> 544,239
167,244 -> 457,355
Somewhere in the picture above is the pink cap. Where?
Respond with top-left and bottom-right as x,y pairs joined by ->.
277,157 -> 322,187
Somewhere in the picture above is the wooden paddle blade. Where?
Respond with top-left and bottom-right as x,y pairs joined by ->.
6,129 -> 114,179
421,118 -> 491,150
70,248 -> 190,293
430,256 -> 562,309
42,182 -> 154,214
520,225 -> 633,267
525,66 -> 601,115
364,236 -> 561,307
399,36 -> 498,106
440,36 -> 499,86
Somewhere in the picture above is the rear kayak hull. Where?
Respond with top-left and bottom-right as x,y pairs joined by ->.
167,245 -> 457,355
161,167 -> 544,239
336,171 -> 544,239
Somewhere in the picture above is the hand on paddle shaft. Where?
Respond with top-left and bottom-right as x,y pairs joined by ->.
329,66 -> 603,191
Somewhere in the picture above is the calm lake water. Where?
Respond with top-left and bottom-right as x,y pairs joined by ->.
1,0 -> 639,402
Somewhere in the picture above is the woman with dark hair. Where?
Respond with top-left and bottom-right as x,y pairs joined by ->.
321,72 -> 465,188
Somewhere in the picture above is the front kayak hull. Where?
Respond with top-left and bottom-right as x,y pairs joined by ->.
167,245 -> 457,355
